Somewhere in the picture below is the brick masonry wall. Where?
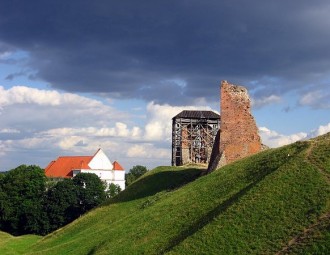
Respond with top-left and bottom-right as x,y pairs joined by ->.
207,81 -> 261,172
220,80 -> 261,163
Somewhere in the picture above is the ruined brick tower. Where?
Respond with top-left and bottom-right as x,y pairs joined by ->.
207,81 -> 261,172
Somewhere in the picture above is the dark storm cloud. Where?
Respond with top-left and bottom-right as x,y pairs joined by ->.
1,0 -> 330,105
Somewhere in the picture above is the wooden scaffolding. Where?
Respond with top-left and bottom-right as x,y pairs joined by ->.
171,110 -> 220,166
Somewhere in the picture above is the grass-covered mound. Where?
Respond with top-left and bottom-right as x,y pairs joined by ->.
0,231 -> 41,255
1,133 -> 330,254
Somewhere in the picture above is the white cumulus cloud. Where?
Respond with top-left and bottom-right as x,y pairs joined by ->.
0,85 -> 111,108
259,127 -> 307,147
0,128 -> 20,134
127,144 -> 170,159
1,87 -> 210,170
299,90 -> 330,109
307,123 -> 330,138
251,95 -> 281,108
143,102 -> 215,141
2,85 -> 328,172
259,122 -> 330,148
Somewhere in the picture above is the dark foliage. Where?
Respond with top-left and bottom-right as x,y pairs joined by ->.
0,165 -> 46,236
0,167 -> 109,236
44,179 -> 79,233
106,183 -> 122,199
125,165 -> 148,186
72,173 -> 106,214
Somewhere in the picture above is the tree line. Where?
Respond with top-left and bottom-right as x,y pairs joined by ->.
0,165 -> 121,236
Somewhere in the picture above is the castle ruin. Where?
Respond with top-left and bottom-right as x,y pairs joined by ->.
207,81 -> 262,172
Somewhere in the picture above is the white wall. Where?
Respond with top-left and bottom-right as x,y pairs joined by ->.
80,169 -> 114,180
72,149 -> 125,190
79,169 -> 125,190
113,170 -> 125,183
112,170 -> 125,190
88,149 -> 113,170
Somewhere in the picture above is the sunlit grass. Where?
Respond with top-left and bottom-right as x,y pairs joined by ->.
0,231 -> 41,255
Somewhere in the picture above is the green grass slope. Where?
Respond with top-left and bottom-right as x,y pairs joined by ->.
1,133 -> 330,255
0,231 -> 41,255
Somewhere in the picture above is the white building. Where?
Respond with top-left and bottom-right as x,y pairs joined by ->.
45,149 -> 125,190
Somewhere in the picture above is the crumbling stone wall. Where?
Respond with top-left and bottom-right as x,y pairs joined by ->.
207,81 -> 261,172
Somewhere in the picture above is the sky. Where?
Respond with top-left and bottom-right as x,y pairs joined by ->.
0,0 -> 329,171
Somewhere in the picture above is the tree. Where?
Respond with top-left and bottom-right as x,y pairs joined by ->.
43,173 -> 107,234
44,179 -> 78,233
125,165 -> 148,186
0,166 -> 111,236
73,173 -> 107,214
106,183 -> 122,198
0,172 -> 5,179
0,165 -> 47,235
0,180 -> 10,231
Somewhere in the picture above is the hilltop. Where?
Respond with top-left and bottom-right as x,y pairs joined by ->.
0,133 -> 329,254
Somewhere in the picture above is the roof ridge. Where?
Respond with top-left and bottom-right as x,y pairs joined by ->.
113,161 -> 124,170
173,110 -> 220,119
92,148 -> 102,158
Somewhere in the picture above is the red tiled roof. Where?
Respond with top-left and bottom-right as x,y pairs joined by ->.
113,161 -> 124,171
45,156 -> 93,178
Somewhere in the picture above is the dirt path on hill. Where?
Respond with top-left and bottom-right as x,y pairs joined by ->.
305,140 -> 330,183
276,141 -> 330,254
275,213 -> 330,255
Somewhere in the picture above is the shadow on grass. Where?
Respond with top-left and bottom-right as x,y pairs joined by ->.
159,167 -> 278,254
87,168 -> 203,254
158,143 -> 311,254
110,168 -> 203,204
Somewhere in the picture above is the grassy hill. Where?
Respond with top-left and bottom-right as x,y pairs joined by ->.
0,231 -> 41,254
0,133 -> 329,254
